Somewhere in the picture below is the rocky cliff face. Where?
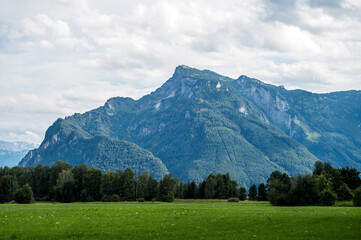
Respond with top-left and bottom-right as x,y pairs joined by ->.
231,75 -> 361,170
232,76 -> 294,135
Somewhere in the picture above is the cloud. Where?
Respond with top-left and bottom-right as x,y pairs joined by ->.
0,0 -> 361,143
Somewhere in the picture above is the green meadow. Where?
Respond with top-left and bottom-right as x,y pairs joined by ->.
0,200 -> 360,240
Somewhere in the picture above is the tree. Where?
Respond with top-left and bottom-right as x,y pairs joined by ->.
83,168 -> 102,201
267,171 -> 292,206
50,161 -> 72,187
100,171 -> 115,197
340,167 -> 361,190
317,173 -> 332,192
14,184 -> 34,204
112,170 -> 123,197
353,186 -> 361,206
34,165 -> 50,201
313,161 -> 334,177
122,168 -> 135,201
239,187 -> 247,201
216,173 -> 225,199
197,181 -> 206,199
248,184 -> 258,200
336,183 -> 353,201
55,169 -> 75,202
258,183 -> 268,201
286,175 -> 320,206
16,167 -> 34,187
182,182 -> 189,198
50,161 -> 72,200
188,181 -> 198,199
175,181 -> 182,199
148,175 -> 159,201
159,173 -> 178,202
136,172 -> 149,200
222,173 -> 236,199
312,161 -> 342,192
230,180 -> 239,198
204,173 -> 217,199
320,189 -> 337,206
72,164 -> 87,201
0,175 -> 18,203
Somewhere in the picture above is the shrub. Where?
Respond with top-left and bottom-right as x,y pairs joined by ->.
228,197 -> 239,202
161,195 -> 175,202
320,189 -> 337,206
14,184 -> 34,204
101,195 -> 111,202
86,195 -> 94,202
151,197 -> 156,202
137,198 -> 145,202
111,194 -> 121,202
353,186 -> 361,207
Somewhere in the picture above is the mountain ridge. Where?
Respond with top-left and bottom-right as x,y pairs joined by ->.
19,65 -> 361,186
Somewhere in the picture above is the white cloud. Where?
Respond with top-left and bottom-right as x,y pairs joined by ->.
40,40 -> 53,48
0,0 -> 361,143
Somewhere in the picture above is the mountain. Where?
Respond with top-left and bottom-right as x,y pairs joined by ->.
0,141 -> 38,167
20,129 -> 168,179
20,66 -> 326,186
231,76 -> 361,170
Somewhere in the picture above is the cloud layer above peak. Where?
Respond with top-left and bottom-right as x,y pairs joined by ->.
1,0 -> 361,143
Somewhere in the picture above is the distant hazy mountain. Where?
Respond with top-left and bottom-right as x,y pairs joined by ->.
19,66 -> 361,186
0,141 -> 37,167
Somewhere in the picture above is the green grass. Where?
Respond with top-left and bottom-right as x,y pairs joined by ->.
0,201 -> 360,239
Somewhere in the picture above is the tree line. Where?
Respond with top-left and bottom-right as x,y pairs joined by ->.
0,161 -> 240,204
266,161 -> 361,206
1,160 -> 360,206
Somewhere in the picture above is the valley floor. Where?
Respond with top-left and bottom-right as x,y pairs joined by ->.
0,200 -> 360,239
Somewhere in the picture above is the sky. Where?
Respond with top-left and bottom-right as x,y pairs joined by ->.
1,0 -> 361,144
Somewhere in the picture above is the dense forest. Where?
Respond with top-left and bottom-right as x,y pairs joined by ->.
0,161 -> 360,206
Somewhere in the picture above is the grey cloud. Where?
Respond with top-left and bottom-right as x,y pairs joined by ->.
0,0 -> 361,143
308,0 -> 343,8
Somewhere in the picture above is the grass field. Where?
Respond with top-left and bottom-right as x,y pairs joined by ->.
0,200 -> 360,240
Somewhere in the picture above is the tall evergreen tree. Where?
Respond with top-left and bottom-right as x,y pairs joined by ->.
148,174 -> 159,201
136,172 -> 149,199
122,168 -> 135,201
100,171 -> 115,197
34,165 -> 50,200
72,164 -> 87,201
159,173 -> 178,202
197,181 -> 206,199
216,173 -> 224,199
257,183 -> 268,201
82,168 -> 102,201
248,184 -> 258,200
239,187 -> 247,201
205,173 -> 217,199
112,170 -> 123,196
